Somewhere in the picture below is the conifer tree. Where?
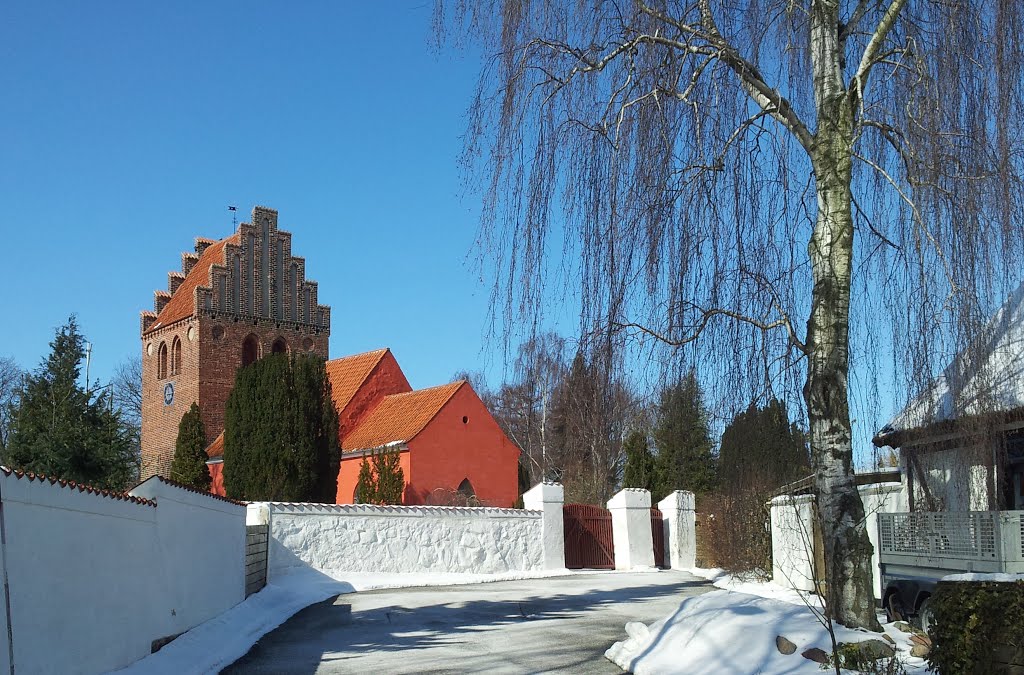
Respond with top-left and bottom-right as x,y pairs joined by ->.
171,402 -> 210,490
4,316 -> 138,490
621,430 -> 655,493
223,352 -> 340,502
354,457 -> 375,503
718,399 -> 809,493
652,372 -> 717,501
372,449 -> 404,505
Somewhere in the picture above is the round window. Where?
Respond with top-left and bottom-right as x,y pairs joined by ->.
212,325 -> 225,340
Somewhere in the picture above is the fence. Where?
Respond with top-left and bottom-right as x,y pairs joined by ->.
0,471 -> 246,674
878,510 -> 1024,574
245,524 -> 269,597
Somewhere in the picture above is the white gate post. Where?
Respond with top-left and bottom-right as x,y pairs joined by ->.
607,488 -> 654,569
658,490 -> 695,570
523,482 -> 565,570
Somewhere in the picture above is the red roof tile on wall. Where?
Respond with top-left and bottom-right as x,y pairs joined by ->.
0,467 -> 157,507
342,381 -> 465,451
144,234 -> 239,335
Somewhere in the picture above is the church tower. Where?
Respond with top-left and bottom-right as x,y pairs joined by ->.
140,206 -> 331,480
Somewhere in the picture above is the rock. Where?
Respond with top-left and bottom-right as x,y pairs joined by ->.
909,633 -> 932,647
776,635 -> 797,655
881,633 -> 896,645
801,648 -> 828,664
893,621 -> 914,633
910,644 -> 930,658
855,639 -> 896,660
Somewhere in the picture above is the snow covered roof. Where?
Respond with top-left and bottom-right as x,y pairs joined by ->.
875,283 -> 1024,447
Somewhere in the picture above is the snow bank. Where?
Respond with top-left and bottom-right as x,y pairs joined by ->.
111,567 -> 352,675
605,567 -> 931,674
943,572 -> 1024,582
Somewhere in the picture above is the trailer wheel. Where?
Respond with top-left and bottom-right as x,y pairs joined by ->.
915,597 -> 934,635
885,591 -> 905,623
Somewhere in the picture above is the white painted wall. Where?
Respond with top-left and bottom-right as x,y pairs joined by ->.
522,482 -> 566,570
859,481 -> 909,599
659,491 -> 695,570
770,494 -> 817,592
0,471 -> 246,674
913,445 -> 994,511
264,502 -> 544,577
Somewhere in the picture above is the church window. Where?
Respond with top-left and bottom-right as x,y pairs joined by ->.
241,334 -> 260,368
170,337 -> 182,376
271,337 -> 288,355
157,342 -> 168,379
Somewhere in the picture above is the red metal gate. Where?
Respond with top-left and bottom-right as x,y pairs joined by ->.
563,503 -> 615,569
651,508 -> 666,568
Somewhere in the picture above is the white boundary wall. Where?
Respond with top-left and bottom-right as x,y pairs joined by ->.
262,502 -> 544,577
770,480 -> 910,599
0,471 -> 245,674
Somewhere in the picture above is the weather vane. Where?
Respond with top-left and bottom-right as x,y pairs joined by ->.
228,205 -> 237,232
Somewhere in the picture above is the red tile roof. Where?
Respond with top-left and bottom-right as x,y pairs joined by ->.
342,381 -> 465,451
0,466 -> 157,507
144,234 -> 239,335
140,475 -> 245,506
205,431 -> 224,460
325,348 -> 390,414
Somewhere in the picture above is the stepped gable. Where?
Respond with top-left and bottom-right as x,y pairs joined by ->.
0,467 -> 157,507
342,381 -> 465,451
141,206 -> 331,336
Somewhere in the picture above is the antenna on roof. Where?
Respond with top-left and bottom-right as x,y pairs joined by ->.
228,205 -> 237,233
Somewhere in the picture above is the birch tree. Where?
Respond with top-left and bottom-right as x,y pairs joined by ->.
437,0 -> 1024,628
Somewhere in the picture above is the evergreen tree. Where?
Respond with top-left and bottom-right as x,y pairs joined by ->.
652,372 -> 717,501
353,449 -> 405,505
354,457 -> 375,503
4,316 -> 138,490
223,352 -> 340,502
718,399 -> 810,493
170,402 -> 210,490
621,430 -> 655,492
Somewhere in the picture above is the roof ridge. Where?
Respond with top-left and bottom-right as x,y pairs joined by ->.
0,467 -> 157,507
327,347 -> 390,364
384,380 -> 463,400
146,475 -> 245,506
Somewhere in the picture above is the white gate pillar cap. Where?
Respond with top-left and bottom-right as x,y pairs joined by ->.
658,490 -> 695,512
523,481 -> 564,507
607,488 -> 651,509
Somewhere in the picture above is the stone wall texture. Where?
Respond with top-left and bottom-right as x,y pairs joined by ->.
265,503 -> 544,576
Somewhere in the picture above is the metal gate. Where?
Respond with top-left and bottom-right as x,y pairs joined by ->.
651,508 -> 666,568
563,503 -> 615,569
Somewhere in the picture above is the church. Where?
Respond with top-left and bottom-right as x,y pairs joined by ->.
140,206 -> 519,507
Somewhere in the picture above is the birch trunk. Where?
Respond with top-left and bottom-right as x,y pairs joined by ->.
804,0 -> 880,631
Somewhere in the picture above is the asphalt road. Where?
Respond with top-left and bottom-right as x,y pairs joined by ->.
222,570 -> 711,674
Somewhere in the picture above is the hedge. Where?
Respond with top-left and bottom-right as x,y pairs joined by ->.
927,578 -> 1024,674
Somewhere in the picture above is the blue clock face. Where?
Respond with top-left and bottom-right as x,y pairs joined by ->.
163,382 -> 175,406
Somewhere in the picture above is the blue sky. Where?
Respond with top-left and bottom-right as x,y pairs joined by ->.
1,2 -> 520,391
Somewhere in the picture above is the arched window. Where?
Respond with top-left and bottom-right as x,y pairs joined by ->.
241,334 -> 259,368
157,342 -> 168,379
271,337 -> 288,355
170,337 -> 182,376
458,478 -> 476,499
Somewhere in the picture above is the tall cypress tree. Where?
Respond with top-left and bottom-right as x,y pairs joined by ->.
718,399 -> 809,493
171,402 -> 210,490
223,352 -> 340,502
652,372 -> 717,501
4,316 -> 138,490
621,430 -> 655,492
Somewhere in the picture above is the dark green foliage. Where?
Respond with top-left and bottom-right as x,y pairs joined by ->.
621,430 -> 655,492
652,372 -> 717,501
223,352 -> 340,502
4,316 -> 138,490
171,402 -> 210,490
928,579 -> 1024,674
354,449 -> 405,505
718,399 -> 809,493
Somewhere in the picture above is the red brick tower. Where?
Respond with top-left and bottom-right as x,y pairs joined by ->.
140,206 -> 331,480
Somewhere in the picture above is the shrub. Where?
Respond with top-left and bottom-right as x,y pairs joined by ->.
171,402 -> 210,490
927,579 -> 1024,674
698,489 -> 771,575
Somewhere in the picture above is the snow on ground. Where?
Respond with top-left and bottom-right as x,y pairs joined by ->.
110,566 -> 584,675
606,568 -> 931,675
943,572 -> 1024,582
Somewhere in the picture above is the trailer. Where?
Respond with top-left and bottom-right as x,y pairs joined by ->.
877,510 -> 1024,631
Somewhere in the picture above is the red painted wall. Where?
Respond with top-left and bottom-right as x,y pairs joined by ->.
208,462 -> 225,497
406,384 -> 520,508
337,451 -> 411,504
